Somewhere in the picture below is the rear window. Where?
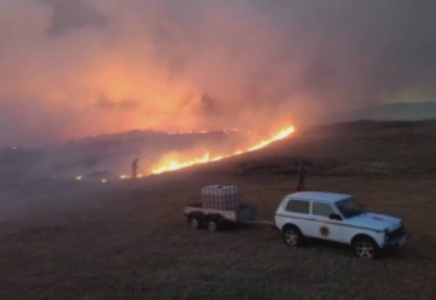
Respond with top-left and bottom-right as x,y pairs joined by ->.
286,200 -> 310,214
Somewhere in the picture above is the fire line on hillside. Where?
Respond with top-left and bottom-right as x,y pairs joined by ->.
74,126 -> 295,182
150,126 -> 295,175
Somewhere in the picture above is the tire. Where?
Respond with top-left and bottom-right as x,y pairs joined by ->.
207,219 -> 219,233
282,226 -> 303,247
188,216 -> 201,230
352,237 -> 378,260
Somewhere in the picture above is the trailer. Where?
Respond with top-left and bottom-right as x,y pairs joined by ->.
184,185 -> 260,232
185,203 -> 259,232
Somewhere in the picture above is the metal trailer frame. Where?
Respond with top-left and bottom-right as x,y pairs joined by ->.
184,203 -> 275,232
185,203 -> 257,222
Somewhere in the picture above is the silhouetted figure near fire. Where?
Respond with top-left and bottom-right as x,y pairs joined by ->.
297,160 -> 306,191
132,158 -> 139,179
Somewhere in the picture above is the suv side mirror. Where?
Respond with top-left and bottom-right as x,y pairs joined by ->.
329,213 -> 342,221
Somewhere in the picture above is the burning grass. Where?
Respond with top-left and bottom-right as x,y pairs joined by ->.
150,126 -> 295,175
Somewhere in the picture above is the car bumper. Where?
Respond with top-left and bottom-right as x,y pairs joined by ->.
383,233 -> 410,249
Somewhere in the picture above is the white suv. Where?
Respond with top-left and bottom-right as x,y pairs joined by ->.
275,192 -> 409,259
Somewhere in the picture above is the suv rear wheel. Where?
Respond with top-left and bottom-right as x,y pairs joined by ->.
282,226 -> 302,247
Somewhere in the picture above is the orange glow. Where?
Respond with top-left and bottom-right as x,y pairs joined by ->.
150,126 -> 295,175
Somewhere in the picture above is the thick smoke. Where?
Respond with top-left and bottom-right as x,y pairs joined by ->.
1,0 -> 436,147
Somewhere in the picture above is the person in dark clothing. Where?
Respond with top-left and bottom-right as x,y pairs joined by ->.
132,158 -> 139,179
297,160 -> 306,191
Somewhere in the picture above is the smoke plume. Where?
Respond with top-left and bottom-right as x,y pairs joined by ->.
1,0 -> 436,147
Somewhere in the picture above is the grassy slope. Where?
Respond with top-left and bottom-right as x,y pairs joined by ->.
0,121 -> 435,300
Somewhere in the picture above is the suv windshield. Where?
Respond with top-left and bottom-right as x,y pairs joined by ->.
335,198 -> 364,219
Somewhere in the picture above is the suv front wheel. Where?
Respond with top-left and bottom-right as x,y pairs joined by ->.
352,237 -> 378,259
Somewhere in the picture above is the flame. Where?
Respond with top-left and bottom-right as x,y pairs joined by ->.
76,175 -> 83,181
151,126 -> 295,175
120,173 -> 143,179
152,153 -> 211,174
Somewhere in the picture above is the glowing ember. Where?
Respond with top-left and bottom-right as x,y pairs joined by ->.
151,126 -> 295,175
76,175 -> 83,181
101,179 -> 107,183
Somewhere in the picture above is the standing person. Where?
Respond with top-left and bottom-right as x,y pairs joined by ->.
132,158 -> 139,179
297,160 -> 306,191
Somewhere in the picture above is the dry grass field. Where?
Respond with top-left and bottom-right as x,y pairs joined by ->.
1,121 -> 435,300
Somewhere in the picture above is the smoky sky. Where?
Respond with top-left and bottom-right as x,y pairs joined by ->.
0,0 -> 435,147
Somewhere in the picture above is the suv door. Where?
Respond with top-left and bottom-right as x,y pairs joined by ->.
309,202 -> 343,242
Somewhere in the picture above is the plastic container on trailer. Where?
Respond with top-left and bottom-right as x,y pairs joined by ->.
201,185 -> 240,210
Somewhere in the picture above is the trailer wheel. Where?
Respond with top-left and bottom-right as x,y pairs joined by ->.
207,219 -> 219,233
189,216 -> 201,230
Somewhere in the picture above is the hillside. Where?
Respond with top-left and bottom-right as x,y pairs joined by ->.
0,129 -> 253,185
327,102 -> 436,123
235,120 -> 436,177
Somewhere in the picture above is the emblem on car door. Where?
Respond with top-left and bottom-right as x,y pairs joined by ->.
320,226 -> 330,237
